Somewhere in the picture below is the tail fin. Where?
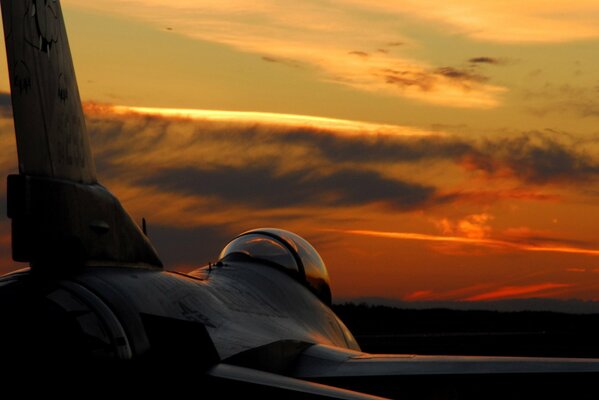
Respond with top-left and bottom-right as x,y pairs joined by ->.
2,0 -> 95,183
2,1 -> 162,269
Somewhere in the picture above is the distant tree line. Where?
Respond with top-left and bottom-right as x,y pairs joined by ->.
332,302 -> 599,357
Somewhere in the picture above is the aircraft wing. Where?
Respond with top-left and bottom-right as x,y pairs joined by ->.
209,342 -> 599,399
283,344 -> 599,398
207,363 -> 388,400
291,344 -> 599,378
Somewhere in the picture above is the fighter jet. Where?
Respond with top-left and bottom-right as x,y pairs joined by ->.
1,1 -> 598,398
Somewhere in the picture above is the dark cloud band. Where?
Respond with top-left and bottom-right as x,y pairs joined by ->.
139,165 -> 438,211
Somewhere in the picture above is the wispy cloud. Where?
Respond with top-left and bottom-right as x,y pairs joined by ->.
524,84 -> 599,120
463,283 -> 573,301
140,166 -> 438,211
0,100 -> 594,216
463,133 -> 599,185
403,290 -> 434,301
0,92 -> 11,113
101,105 -> 599,188
403,284 -> 496,302
0,95 -> 17,175
468,57 -> 503,65
260,56 -> 303,69
87,105 -> 449,213
451,189 -> 560,203
436,213 -> 493,239
338,229 -> 599,257
3,100 -> 599,271
68,0 -> 506,108
402,282 -> 576,302
110,105 -> 440,138
1,98 -> 599,298
342,0 -> 599,43
435,67 -> 488,84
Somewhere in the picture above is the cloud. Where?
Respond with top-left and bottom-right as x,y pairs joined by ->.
401,282 -> 578,303
3,102 -> 599,273
78,105 -> 457,231
148,224 -> 232,268
403,290 -> 434,301
402,284 -> 495,302
88,110 -> 444,212
436,213 -> 494,239
468,57 -> 502,65
280,129 -> 473,164
140,165 -> 438,211
524,84 -> 599,119
261,56 -> 303,69
377,66 -> 493,97
0,107 -> 17,176
107,106 -> 482,172
86,106 -> 455,190
91,105 -> 599,192
348,51 -> 369,58
500,227 -> 591,248
0,92 -> 12,117
120,107 -> 599,188
463,283 -> 572,302
452,189 -> 560,203
373,65 -> 503,108
435,67 -> 488,84
342,0 -> 599,43
68,0 -> 506,108
337,229 -> 599,257
0,92 -> 10,108
2,99 -> 599,302
469,133 -> 599,184
108,105 -> 440,138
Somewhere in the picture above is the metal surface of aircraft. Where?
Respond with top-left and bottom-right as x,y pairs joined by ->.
1,1 -> 598,398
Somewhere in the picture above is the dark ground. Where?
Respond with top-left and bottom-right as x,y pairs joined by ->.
329,303 -> 599,399
332,302 -> 599,357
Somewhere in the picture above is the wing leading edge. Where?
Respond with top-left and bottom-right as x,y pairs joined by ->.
208,364 -> 388,400
286,344 -> 599,398
215,341 -> 599,399
292,344 -> 599,378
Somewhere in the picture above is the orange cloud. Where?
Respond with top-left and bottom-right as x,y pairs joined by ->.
338,229 -> 599,257
463,283 -> 572,302
109,105 -> 442,138
69,0 -> 506,108
450,189 -> 560,203
403,290 -> 434,301
460,134 -> 599,185
436,213 -> 493,239
105,180 -> 315,230
402,284 -> 500,302
344,0 -> 599,43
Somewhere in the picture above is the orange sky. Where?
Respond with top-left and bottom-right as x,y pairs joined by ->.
1,1 -> 599,308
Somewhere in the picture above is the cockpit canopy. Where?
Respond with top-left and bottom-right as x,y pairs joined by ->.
219,228 -> 332,305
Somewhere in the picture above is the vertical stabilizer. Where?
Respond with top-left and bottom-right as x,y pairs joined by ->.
1,1 -> 162,269
2,0 -> 96,183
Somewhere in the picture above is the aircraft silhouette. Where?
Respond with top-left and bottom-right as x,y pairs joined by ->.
1,1 -> 599,398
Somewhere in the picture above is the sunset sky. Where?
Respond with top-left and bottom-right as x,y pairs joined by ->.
1,1 -> 599,306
